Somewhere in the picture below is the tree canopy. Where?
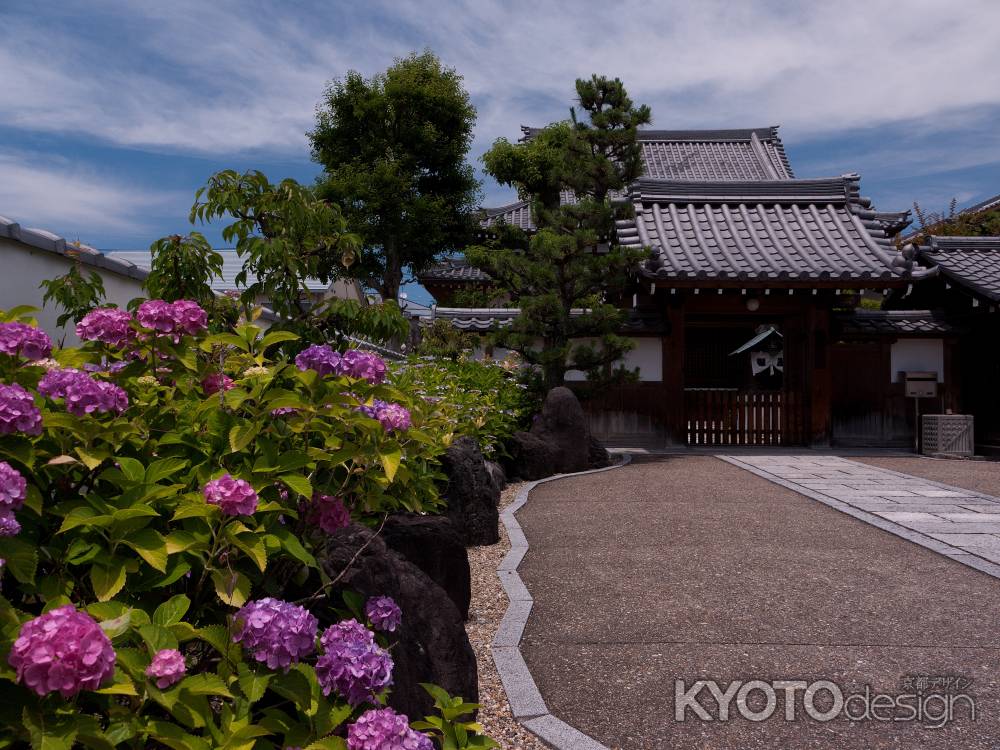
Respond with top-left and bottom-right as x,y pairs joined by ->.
310,50 -> 481,301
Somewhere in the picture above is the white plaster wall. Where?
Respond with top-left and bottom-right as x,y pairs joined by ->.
890,339 -> 944,383
565,337 -> 662,382
0,238 -> 144,346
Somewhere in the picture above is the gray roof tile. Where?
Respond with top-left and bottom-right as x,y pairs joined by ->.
417,257 -> 492,283
836,310 -> 955,336
921,236 -> 1000,300
618,176 -> 931,283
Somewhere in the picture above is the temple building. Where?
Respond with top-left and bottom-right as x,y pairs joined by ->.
416,127 -> 998,451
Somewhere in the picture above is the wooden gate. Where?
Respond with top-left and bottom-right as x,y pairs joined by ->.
684,389 -> 803,446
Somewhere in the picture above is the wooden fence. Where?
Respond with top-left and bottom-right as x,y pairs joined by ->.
684,389 -> 803,446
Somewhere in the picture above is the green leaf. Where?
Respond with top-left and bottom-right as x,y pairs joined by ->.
90,562 -> 127,601
178,672 -> 234,698
380,448 -> 402,482
97,610 -> 132,639
260,330 -> 299,350
116,457 -> 146,483
153,594 -> 191,627
137,623 -> 178,656
304,739 -> 348,750
231,532 -> 267,572
145,720 -> 211,750
269,528 -> 316,568
57,506 -> 106,533
23,707 -> 78,750
212,569 -> 250,607
0,537 -> 38,584
123,528 -> 168,572
271,668 -> 316,716
146,457 -> 189,484
229,423 -> 260,453
279,473 -> 312,499
194,625 -> 232,655
237,663 -> 272,703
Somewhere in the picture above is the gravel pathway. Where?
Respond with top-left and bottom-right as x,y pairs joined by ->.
465,482 -> 547,750
517,456 -> 1000,749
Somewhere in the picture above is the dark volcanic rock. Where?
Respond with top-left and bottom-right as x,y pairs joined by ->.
504,387 -> 612,480
439,436 -> 500,546
483,459 -> 507,495
382,513 -> 471,620
317,524 -> 478,719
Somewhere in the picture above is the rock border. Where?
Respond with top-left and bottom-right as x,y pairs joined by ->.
492,455 -> 632,750
718,455 -> 1000,582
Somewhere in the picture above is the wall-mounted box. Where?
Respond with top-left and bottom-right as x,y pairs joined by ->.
903,371 -> 938,398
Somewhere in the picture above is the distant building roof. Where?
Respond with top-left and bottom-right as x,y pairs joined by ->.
920,236 -> 1000,301
417,257 -> 492,283
835,310 -> 955,336
105,250 -> 331,293
415,306 -> 665,333
0,215 -> 149,281
617,175 -> 931,285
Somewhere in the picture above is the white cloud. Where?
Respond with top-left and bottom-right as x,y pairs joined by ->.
0,152 -> 185,241
2,0 -> 1000,160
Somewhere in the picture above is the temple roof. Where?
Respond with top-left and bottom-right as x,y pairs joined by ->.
416,306 -> 665,333
835,310 -> 955,337
617,175 -> 931,285
921,236 -> 1000,300
417,256 -> 492,283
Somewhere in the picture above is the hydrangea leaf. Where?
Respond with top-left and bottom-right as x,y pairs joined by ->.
379,448 -> 402,482
123,528 -> 169,572
0,537 -> 38,585
152,594 -> 191,627
211,569 -> 250,607
90,562 -> 127,601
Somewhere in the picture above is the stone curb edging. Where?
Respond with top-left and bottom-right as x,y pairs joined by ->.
717,455 -> 1000,582
492,455 -> 632,750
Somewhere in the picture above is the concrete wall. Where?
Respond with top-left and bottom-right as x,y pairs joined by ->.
565,337 -> 662,382
0,237 -> 144,346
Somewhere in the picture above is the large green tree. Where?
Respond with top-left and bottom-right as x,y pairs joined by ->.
310,50 -> 481,301
467,75 -> 651,389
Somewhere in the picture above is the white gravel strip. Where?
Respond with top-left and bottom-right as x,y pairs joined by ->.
466,482 -> 547,750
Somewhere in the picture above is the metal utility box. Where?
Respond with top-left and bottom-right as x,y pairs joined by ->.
903,371 -> 938,398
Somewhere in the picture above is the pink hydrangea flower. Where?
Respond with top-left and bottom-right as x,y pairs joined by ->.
38,369 -> 128,416
146,648 -> 186,689
365,596 -> 402,633
295,344 -> 342,376
75,308 -> 134,347
203,474 -> 258,516
171,300 -> 208,336
0,322 -> 52,361
316,619 -> 393,706
202,373 -> 234,396
232,598 -> 318,670
136,300 -> 177,333
311,493 -> 351,533
136,299 -> 208,338
357,400 -> 410,433
0,461 -> 26,512
0,383 -> 42,435
340,350 -> 386,385
8,605 -> 116,697
347,707 -> 433,750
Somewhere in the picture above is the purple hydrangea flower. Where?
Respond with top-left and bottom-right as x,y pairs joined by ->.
0,461 -> 26,512
357,400 -> 410,433
232,598 -> 318,670
203,474 -> 258,516
0,383 -> 42,435
0,322 -> 52,361
316,619 -> 393,706
145,648 -> 186,689
311,493 -> 350,533
295,344 -> 342,376
75,308 -> 134,347
38,369 -> 128,416
8,605 -> 116,697
347,707 -> 433,750
0,510 -> 20,537
171,300 -> 208,336
136,299 -> 207,338
340,350 -> 387,385
365,596 -> 402,633
270,407 -> 299,417
202,373 -> 234,396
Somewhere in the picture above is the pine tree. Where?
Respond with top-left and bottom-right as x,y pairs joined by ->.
467,76 -> 651,389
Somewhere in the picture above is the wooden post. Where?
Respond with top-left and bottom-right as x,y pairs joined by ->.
807,304 -> 833,447
663,301 -> 686,446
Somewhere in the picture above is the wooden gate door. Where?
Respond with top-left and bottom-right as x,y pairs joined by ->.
684,388 -> 803,446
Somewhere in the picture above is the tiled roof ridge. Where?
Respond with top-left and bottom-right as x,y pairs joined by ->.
519,124 -> 783,142
483,200 -> 530,217
926,236 -> 1000,252
0,214 -> 148,282
629,175 -> 855,203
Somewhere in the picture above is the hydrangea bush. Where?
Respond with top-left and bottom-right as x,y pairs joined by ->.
0,305 -> 495,749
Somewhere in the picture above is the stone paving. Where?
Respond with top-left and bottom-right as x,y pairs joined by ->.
721,454 -> 1000,575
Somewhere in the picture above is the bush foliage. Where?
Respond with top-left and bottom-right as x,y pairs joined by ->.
0,304 -> 495,749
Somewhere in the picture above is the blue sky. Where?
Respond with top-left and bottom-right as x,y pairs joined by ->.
2,1 -> 1000,305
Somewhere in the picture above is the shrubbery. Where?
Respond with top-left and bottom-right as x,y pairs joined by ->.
0,304 -> 496,749
390,355 -> 536,458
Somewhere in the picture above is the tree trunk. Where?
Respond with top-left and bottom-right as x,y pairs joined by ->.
380,237 -> 403,301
